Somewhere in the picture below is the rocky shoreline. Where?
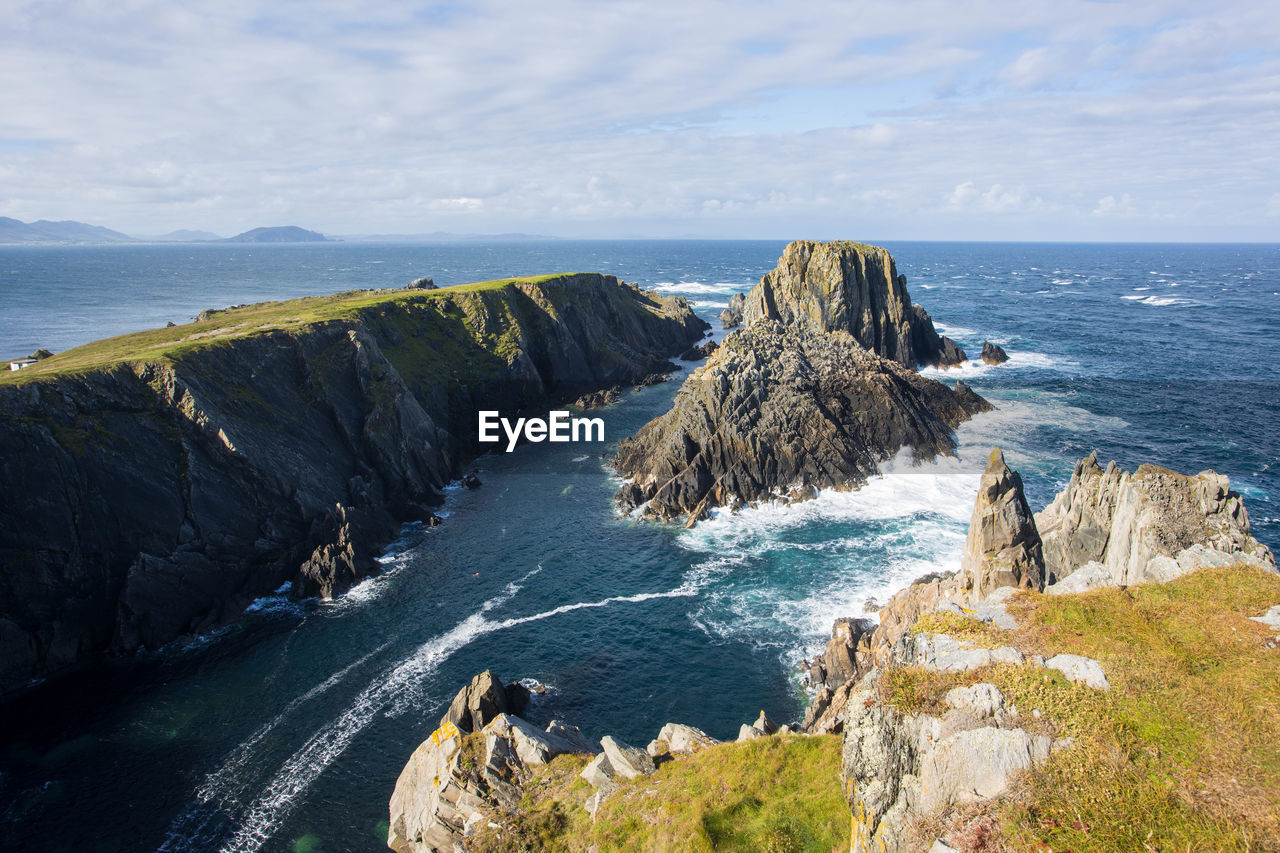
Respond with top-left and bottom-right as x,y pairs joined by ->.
387,449 -> 1277,852
0,274 -> 707,698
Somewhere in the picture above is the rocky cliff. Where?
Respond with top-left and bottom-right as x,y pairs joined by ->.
613,321 -> 990,523
1036,451 -> 1275,588
742,240 -> 966,368
0,274 -> 706,697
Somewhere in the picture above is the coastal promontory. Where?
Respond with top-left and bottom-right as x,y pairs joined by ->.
0,274 -> 706,697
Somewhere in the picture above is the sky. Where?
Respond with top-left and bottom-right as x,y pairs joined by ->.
1,0 -> 1278,241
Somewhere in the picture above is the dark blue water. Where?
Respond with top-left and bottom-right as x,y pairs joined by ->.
1,241 -> 1277,853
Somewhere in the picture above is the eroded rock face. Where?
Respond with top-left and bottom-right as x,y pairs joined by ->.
0,274 -> 707,698
439,670 -> 529,734
742,240 -> 966,368
953,448 -> 1045,603
1036,452 -> 1276,587
719,292 -> 746,329
612,322 -> 990,524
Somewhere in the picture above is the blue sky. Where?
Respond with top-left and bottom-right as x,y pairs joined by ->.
1,0 -> 1277,240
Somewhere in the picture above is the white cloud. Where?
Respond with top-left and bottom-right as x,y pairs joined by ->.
1091,194 -> 1137,217
0,0 -> 1277,239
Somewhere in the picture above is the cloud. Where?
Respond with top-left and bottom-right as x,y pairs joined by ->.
0,1 -> 1278,239
1091,194 -> 1137,217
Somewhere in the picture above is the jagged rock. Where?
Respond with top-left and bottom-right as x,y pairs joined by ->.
390,675 -> 593,852
461,472 -> 482,489
843,684 -> 924,853
980,341 -> 1008,365
719,292 -> 746,329
293,503 -> 379,599
908,633 -> 1023,672
440,670 -> 527,734
635,368 -> 677,388
809,617 -> 875,690
599,736 -> 654,780
574,386 -> 622,409
953,448 -> 1044,603
654,723 -> 720,755
405,276 -> 437,290
612,322 -> 989,523
1037,453 -> 1276,588
741,240 -> 966,368
737,724 -> 766,742
681,339 -> 719,361
1043,654 -> 1109,690
752,710 -> 778,735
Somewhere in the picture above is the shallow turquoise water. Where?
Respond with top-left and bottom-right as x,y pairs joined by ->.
0,240 -> 1276,852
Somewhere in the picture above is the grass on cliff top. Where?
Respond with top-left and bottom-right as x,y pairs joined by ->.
0,273 -> 588,384
885,564 -> 1280,852
467,734 -> 848,853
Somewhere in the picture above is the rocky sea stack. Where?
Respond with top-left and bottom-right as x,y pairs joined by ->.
742,240 -> 966,368
0,274 -> 707,697
613,240 -> 989,524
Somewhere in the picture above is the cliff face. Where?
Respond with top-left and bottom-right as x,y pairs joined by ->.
612,322 -> 990,524
0,274 -> 706,697
741,240 -> 966,368
1035,451 -> 1275,587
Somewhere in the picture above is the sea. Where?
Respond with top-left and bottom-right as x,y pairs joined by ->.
1,240 -> 1277,852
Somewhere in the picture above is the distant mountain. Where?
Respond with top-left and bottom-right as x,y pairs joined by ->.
146,229 -> 224,242
0,217 -> 135,244
225,226 -> 331,243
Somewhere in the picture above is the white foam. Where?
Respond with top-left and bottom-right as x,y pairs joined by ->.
918,349 -> 1071,378
1121,294 -> 1198,307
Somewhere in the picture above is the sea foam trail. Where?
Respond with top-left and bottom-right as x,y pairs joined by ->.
185,567 -> 711,853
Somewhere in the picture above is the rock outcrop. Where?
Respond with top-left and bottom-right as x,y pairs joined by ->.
719,292 -> 745,329
680,339 -> 718,361
979,341 -> 1008,365
405,276 -> 437,290
953,448 -> 1044,602
613,322 -> 990,523
388,673 -> 595,853
0,274 -> 707,698
1036,452 -> 1275,587
440,670 -> 530,733
741,241 -> 966,368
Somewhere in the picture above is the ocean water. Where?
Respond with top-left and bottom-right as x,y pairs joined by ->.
0,240 -> 1277,853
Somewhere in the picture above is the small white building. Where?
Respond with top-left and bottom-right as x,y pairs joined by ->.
9,358 -> 37,371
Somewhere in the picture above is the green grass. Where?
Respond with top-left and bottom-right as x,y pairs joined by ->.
468,734 -> 848,853
879,565 -> 1280,851
0,273 -> 591,385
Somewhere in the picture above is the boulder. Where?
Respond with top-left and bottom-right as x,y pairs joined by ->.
1036,453 -> 1276,587
461,472 -> 482,489
405,276 -> 437,290
1043,654 -> 1109,690
655,723 -> 720,755
1251,605 -> 1280,630
917,727 -> 1050,814
680,339 -> 719,361
909,633 -> 1024,672
579,752 -> 618,788
737,724 -> 766,742
1044,560 -> 1111,595
979,341 -> 1009,365
953,448 -> 1044,603
741,240 -> 966,368
612,322 -> 990,523
599,736 -> 655,780
719,292 -> 746,329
